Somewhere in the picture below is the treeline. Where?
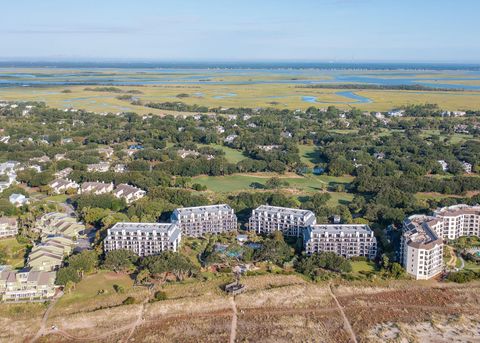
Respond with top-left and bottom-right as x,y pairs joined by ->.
297,84 -> 462,92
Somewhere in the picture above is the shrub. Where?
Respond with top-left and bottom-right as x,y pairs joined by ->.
153,291 -> 167,301
113,284 -> 125,294
122,296 -> 136,305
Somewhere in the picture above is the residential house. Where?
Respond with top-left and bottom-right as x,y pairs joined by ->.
36,212 -> 85,238
178,149 -> 200,159
462,161 -> 473,174
224,134 -> 238,144
86,162 -> 110,173
49,178 -> 79,194
9,193 -> 28,207
54,167 -> 73,179
0,267 -> 56,301
113,184 -> 146,204
438,160 -> 449,172
0,217 -> 18,238
79,181 -> 114,195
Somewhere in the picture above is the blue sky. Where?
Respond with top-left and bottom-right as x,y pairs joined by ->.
1,0 -> 479,62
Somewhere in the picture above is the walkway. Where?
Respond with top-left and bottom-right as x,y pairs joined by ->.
328,284 -> 357,343
30,291 -> 63,343
229,297 -> 238,343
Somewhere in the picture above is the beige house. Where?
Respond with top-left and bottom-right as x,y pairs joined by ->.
79,181 -> 114,195
28,236 -> 74,271
49,178 -> 79,194
113,184 -> 146,204
36,212 -> 85,238
0,267 -> 56,301
0,217 -> 18,238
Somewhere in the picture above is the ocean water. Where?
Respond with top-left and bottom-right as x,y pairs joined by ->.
0,62 -> 480,90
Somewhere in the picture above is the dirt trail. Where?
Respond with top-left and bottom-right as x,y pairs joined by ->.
30,292 -> 62,343
123,288 -> 152,342
447,245 -> 457,268
229,297 -> 238,343
328,284 -> 357,343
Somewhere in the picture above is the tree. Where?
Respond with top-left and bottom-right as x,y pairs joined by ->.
140,251 -> 199,281
253,233 -> 292,265
295,252 -> 352,278
104,249 -> 138,273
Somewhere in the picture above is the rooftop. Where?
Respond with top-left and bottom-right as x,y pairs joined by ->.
309,224 -> 373,235
174,204 -> 233,215
109,222 -> 178,233
253,205 -> 315,218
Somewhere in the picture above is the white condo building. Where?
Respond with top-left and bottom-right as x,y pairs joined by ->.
400,205 -> 480,280
304,224 -> 377,259
104,222 -> 181,256
432,205 -> 480,240
171,204 -> 237,237
248,205 -> 316,237
401,215 -> 444,280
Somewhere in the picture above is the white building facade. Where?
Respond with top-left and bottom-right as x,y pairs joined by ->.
104,222 -> 181,256
303,224 -> 377,259
248,205 -> 316,237
171,204 -> 237,237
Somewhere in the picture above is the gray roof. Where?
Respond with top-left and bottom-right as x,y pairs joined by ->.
309,224 -> 373,235
174,204 -> 233,216
109,222 -> 177,234
252,205 -> 315,219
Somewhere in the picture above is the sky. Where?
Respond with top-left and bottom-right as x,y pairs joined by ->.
1,0 -> 479,62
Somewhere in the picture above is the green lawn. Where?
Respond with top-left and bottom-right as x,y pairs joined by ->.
350,261 -> 376,275
0,238 -> 28,268
43,194 -> 69,203
326,192 -> 355,206
193,173 -> 353,194
198,143 -> 247,163
56,270 -> 134,308
297,145 -> 321,167
464,260 -> 480,272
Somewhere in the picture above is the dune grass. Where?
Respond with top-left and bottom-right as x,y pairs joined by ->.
0,237 -> 28,268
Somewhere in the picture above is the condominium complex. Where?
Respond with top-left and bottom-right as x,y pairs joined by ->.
35,212 -> 85,238
401,215 -> 444,280
171,204 -> 237,237
432,205 -> 480,240
79,181 -> 114,195
248,205 -> 316,237
303,224 -> 377,259
104,222 -> 181,256
0,266 -> 56,301
0,217 -> 18,238
113,183 -> 146,204
28,236 -> 75,271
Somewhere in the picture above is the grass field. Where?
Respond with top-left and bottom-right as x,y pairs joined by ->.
298,144 -> 322,167
193,173 -> 353,193
464,261 -> 480,272
1,82 -> 480,115
55,270 -> 135,309
350,261 -> 376,275
0,237 -> 28,268
197,143 -> 247,163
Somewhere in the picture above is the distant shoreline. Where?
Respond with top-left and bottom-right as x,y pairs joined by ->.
1,61 -> 480,71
